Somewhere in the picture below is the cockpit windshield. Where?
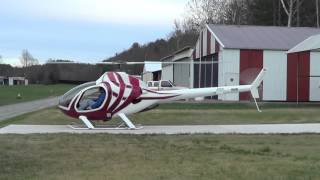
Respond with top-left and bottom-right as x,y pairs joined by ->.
59,81 -> 96,108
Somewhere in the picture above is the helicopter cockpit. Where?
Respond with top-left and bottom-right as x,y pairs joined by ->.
59,81 -> 96,108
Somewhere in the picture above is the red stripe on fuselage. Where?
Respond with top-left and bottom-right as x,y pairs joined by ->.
103,82 -> 112,111
129,76 -> 140,87
112,92 -> 118,97
107,73 -> 125,115
113,75 -> 143,114
107,72 -> 120,86
107,72 -> 116,82
113,87 -> 142,114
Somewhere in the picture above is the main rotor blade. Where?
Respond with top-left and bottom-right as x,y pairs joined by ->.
46,61 -> 228,65
97,61 -> 223,65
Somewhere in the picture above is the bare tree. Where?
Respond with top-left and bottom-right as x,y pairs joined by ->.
225,0 -> 248,25
183,0 -> 228,31
280,0 -> 293,27
280,0 -> 304,27
0,55 -> 3,64
273,0 -> 277,26
296,0 -> 300,26
317,0 -> 319,28
278,0 -> 282,26
20,49 -> 39,67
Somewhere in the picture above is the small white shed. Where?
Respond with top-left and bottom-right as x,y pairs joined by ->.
142,61 -> 162,82
8,77 -> 28,86
161,55 -> 174,82
172,47 -> 194,88
160,47 -> 194,88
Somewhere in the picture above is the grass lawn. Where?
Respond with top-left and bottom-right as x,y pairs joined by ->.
1,103 -> 320,179
0,134 -> 320,180
1,102 -> 320,127
0,84 -> 75,106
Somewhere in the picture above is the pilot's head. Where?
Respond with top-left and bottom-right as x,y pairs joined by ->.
99,87 -> 105,93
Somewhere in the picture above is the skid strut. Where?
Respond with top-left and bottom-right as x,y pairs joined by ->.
118,113 -> 136,129
68,114 -> 142,130
79,116 -> 95,129
253,97 -> 262,113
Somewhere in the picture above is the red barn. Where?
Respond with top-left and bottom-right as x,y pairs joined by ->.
193,25 -> 320,102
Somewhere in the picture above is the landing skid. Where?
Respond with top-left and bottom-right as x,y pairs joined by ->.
68,114 -> 143,130
68,124 -> 143,130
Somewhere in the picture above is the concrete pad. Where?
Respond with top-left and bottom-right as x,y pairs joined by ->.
1,124 -> 320,134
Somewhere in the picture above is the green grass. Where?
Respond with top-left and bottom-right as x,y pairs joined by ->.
1,103 -> 320,127
1,134 -> 320,180
0,84 -> 75,106
1,103 -> 320,179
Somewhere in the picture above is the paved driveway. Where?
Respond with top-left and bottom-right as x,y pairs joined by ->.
0,97 -> 59,121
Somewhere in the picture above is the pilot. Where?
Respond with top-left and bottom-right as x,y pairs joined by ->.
79,87 -> 106,110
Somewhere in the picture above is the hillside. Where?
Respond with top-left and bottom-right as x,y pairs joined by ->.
104,0 -> 320,64
104,30 -> 198,62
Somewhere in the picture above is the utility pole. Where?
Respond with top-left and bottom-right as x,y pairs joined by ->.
198,32 -> 202,88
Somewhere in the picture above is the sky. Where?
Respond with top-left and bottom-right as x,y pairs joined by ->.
0,0 -> 188,66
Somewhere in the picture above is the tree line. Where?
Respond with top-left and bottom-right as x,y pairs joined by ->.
0,63 -> 105,84
2,0 -> 320,81
105,0 -> 320,63
182,0 -> 320,30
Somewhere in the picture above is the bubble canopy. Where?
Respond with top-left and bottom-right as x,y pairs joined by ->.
59,81 -> 96,108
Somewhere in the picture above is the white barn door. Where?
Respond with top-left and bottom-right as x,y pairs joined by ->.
263,51 -> 287,101
310,52 -> 320,101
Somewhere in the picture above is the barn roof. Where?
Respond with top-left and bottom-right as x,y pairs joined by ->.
207,24 -> 320,51
287,34 -> 320,53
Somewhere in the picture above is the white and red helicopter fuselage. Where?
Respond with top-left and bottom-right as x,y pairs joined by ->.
58,69 -> 266,129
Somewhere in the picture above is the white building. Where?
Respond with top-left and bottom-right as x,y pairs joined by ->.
0,76 -> 28,86
142,61 -> 162,82
161,55 -> 174,82
192,24 -> 320,102
161,47 -> 194,88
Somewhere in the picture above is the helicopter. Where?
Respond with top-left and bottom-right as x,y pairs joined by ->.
57,61 -> 266,130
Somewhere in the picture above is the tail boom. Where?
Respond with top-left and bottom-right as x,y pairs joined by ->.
161,68 -> 267,101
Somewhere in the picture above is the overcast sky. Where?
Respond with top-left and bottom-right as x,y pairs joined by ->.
0,0 -> 188,66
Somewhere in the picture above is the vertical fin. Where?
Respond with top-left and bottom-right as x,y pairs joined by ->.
250,68 -> 267,112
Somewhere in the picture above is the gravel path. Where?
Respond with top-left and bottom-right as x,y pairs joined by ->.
0,97 -> 59,121
1,123 -> 320,134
